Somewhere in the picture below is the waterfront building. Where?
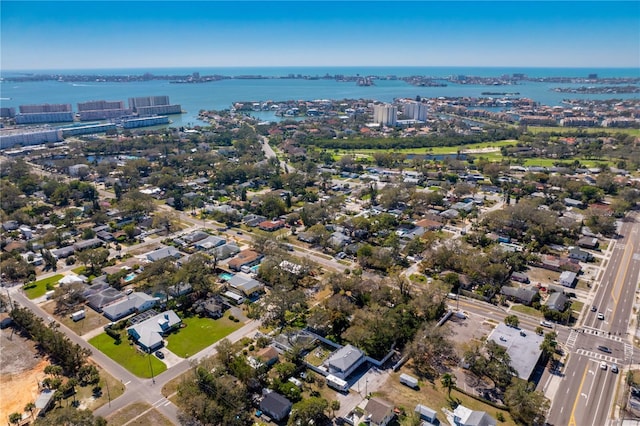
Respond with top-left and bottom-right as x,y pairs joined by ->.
61,123 -> 117,137
15,112 -> 74,124
373,103 -> 397,126
122,116 -> 170,128
128,95 -> 181,116
0,128 -> 63,149
0,107 -> 16,118
77,99 -> 131,121
19,103 -> 72,113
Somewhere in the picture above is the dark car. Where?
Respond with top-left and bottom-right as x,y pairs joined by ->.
155,350 -> 165,359
591,306 -> 597,312
597,345 -> 612,354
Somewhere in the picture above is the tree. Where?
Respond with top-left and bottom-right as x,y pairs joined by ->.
504,315 -> 520,328
76,247 -> 110,276
330,400 -> 340,418
24,402 -> 36,419
33,407 -> 106,426
9,413 -> 21,425
441,372 -> 456,398
504,380 -> 549,426
540,331 -> 558,361
287,397 -> 329,426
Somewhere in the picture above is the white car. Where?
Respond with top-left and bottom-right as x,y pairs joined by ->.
600,361 -> 608,370
597,313 -> 605,320
540,321 -> 553,328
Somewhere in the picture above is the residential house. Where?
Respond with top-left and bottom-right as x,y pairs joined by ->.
255,346 -> 279,366
453,405 -> 497,426
500,286 -> 539,306
194,235 -> 226,251
546,292 -> 569,312
243,214 -> 267,227
324,344 -> 366,380
564,198 -> 585,209
50,246 -> 74,260
227,273 -> 263,297
145,246 -> 182,262
127,310 -> 182,352
211,243 -> 240,260
168,282 -> 193,297
577,237 -> 599,249
297,232 -> 319,244
559,271 -> 577,288
101,292 -> 159,321
258,219 -> 285,232
202,299 -> 224,319
228,249 -> 263,272
510,272 -> 530,284
260,392 -> 292,422
569,247 -> 593,262
364,397 -> 395,426
73,238 -> 103,251
86,287 -> 126,312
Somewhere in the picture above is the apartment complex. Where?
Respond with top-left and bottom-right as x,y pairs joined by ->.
77,100 -> 132,121
14,103 -> 74,124
373,104 -> 398,126
128,96 -> 182,116
402,100 -> 428,121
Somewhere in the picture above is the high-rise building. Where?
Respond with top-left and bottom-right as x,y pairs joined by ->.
19,103 -> 72,113
128,96 -> 181,116
402,101 -> 428,121
77,99 -> 131,121
373,104 -> 397,126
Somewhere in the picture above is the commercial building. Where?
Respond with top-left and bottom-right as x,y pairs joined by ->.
61,123 -> 117,137
373,104 -> 397,126
487,322 -> 543,381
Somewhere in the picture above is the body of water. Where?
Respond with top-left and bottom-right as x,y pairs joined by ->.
1,67 -> 638,127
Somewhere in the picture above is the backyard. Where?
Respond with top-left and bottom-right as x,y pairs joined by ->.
89,331 -> 167,378
42,301 -> 109,336
165,313 -> 243,358
23,274 -> 63,299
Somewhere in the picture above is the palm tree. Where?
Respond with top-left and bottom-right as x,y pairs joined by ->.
441,373 -> 456,398
24,402 -> 36,419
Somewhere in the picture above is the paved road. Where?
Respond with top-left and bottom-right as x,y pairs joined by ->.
547,212 -> 640,426
9,284 -> 261,424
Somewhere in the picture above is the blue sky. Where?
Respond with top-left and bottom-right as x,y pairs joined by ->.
2,1 -> 639,70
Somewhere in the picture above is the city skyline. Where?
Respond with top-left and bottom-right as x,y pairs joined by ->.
1,1 -> 639,71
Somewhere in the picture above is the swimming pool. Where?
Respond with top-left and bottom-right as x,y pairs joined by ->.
123,273 -> 136,282
220,272 -> 235,281
250,265 -> 260,272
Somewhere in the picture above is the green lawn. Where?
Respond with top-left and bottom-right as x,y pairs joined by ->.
521,157 -> 616,168
165,314 -> 242,358
509,304 -> 543,318
527,126 -> 640,136
71,266 -> 87,275
89,332 -> 167,378
23,274 -> 63,299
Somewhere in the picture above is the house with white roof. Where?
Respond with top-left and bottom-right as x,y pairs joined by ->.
127,310 -> 181,352
324,344 -> 366,379
102,292 -> 159,321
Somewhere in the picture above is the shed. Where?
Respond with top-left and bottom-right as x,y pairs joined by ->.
415,404 -> 437,423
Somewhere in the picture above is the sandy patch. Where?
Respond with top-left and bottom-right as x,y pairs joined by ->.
0,329 -> 48,422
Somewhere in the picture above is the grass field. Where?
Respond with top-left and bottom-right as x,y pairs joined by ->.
326,139 -> 517,159
106,402 -> 174,426
42,301 -> 109,336
527,126 -> 640,136
521,157 -> 616,168
377,369 -> 517,426
23,274 -> 63,299
70,361 -> 126,411
165,314 -> 242,358
89,332 -> 167,378
510,304 -> 543,319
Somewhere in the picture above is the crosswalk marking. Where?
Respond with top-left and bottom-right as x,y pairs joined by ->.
566,330 -> 578,349
580,327 -> 623,342
576,348 -> 621,364
625,343 -> 634,360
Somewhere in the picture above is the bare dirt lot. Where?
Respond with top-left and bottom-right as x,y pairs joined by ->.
0,328 -> 48,421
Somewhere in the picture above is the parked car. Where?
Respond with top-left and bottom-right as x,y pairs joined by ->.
597,313 -> 605,320
611,364 -> 619,373
600,361 -> 608,370
155,350 -> 165,359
